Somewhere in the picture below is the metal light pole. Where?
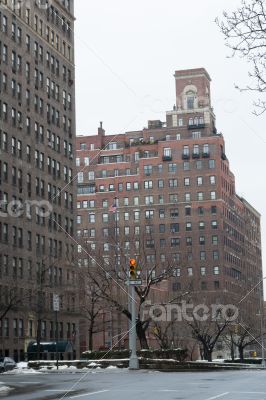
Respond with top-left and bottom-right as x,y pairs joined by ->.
53,294 -> 60,370
259,283 -> 266,368
55,309 -> 59,371
129,284 -> 139,370
128,283 -> 132,351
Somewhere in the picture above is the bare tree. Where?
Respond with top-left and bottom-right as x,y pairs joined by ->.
185,294 -> 235,362
78,226 -> 186,350
221,300 -> 262,362
0,286 -> 28,322
79,274 -> 107,351
216,0 -> 266,114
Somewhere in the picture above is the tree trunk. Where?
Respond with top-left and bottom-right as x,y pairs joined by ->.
136,320 -> 149,349
88,326 -> 93,351
203,346 -> 212,362
239,345 -> 244,363
36,319 -> 41,361
231,343 -> 235,361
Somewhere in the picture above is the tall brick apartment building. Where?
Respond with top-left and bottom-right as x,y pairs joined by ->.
76,68 -> 262,351
0,1 -> 79,360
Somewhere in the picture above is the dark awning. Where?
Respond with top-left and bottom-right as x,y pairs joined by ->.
27,341 -> 73,353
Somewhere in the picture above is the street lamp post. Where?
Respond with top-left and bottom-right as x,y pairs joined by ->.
259,283 -> 266,368
129,283 -> 139,370
53,294 -> 60,370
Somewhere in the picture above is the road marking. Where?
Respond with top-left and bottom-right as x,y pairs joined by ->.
204,394 -> 229,400
160,390 -> 179,392
233,392 -> 266,395
70,390 -> 110,398
46,390 -> 75,392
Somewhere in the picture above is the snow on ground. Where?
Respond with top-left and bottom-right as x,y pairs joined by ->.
16,362 -> 28,369
0,386 -> 13,393
2,361 -> 123,375
3,362 -> 42,375
39,365 -> 78,371
4,368 -> 42,375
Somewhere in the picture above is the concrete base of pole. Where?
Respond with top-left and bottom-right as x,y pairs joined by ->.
129,355 -> 139,370
261,359 -> 266,368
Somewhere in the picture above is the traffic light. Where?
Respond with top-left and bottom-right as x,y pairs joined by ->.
129,259 -> 137,280
234,324 -> 239,334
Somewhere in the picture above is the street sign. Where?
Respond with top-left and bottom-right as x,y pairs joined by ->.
126,279 -> 142,286
53,294 -> 60,311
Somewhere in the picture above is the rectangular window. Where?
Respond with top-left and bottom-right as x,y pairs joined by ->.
168,163 -> 177,173
159,224 -> 165,233
196,160 -> 202,169
158,179 -> 164,188
210,191 -> 216,200
170,208 -> 179,218
169,194 -> 178,203
210,175 -> 216,184
184,177 -> 190,186
213,266 -> 220,275
183,162 -> 190,171
197,192 -> 204,201
185,206 -> 191,216
197,176 -> 203,186
171,238 -> 180,247
159,209 -> 165,219
144,165 -> 153,175
211,220 -> 218,229
169,179 -> 178,187
199,236 -> 205,245
209,160 -> 215,169
170,223 -> 179,233
145,196 -> 153,205
212,235 -> 218,245
144,181 -> 153,189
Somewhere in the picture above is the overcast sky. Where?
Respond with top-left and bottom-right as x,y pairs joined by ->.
74,0 -> 266,284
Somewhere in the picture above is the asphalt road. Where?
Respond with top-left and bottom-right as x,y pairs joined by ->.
1,369 -> 266,400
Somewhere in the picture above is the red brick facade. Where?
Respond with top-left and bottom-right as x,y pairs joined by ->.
76,68 -> 262,352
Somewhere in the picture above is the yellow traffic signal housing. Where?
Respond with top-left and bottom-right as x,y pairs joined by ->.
129,259 -> 137,280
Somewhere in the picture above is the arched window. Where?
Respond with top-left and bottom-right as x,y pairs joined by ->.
187,96 -> 194,109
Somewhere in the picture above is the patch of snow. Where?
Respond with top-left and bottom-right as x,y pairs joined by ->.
106,365 -> 118,370
16,362 -> 28,369
88,362 -> 99,367
5,368 -> 42,374
39,365 -> 78,371
0,386 -> 13,393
